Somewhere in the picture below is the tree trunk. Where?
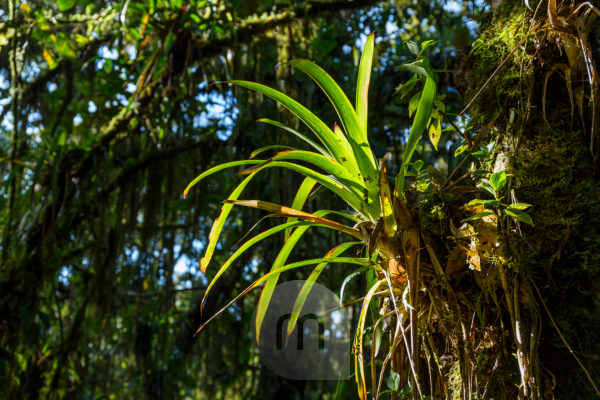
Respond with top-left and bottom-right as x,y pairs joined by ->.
460,1 -> 600,398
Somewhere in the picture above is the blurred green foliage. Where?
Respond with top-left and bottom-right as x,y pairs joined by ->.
0,0 -> 489,398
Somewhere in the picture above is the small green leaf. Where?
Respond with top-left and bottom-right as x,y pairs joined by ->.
434,98 -> 445,113
418,40 -> 437,56
505,209 -> 534,226
408,91 -> 421,118
387,371 -> 401,390
461,211 -> 494,223
74,34 -> 90,46
479,181 -> 496,197
58,0 -> 76,12
466,199 -> 485,207
397,62 -> 428,78
507,202 -> 532,210
429,119 -> 441,150
454,144 -> 468,157
103,58 -> 112,73
483,199 -> 502,208
490,171 -> 507,192
406,41 -> 419,55
393,75 -> 418,99
412,159 -> 424,172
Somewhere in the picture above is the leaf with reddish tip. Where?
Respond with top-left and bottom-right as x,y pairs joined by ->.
224,200 -> 363,239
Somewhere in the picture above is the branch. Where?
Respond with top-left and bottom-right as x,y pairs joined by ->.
193,0 -> 381,57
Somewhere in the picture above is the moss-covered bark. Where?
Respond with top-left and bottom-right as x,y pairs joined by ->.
463,1 -> 600,398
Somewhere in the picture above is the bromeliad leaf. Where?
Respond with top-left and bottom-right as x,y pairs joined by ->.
285,176 -> 318,240
224,200 -> 363,239
395,74 -> 436,198
250,145 -> 294,159
287,58 -> 378,193
285,241 -> 361,342
229,80 -> 360,176
257,118 -> 330,157
255,210 -> 360,341
356,32 -> 375,137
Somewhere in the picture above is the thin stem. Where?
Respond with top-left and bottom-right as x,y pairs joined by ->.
532,280 -> 600,397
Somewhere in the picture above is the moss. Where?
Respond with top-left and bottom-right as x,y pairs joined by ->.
467,6 -> 535,129
463,2 -> 600,397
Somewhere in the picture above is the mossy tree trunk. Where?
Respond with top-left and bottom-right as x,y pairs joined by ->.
460,1 -> 600,398
384,2 -> 600,399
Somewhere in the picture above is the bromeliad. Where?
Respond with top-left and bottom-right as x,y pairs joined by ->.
185,33 -> 437,399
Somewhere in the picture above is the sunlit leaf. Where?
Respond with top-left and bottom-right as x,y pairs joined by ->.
249,145 -> 293,159
228,80 -> 360,176
396,75 -> 436,197
257,119 -> 330,157
255,210 -> 359,341
288,59 -> 378,192
224,200 -> 363,239
461,211 -> 494,223
355,279 -> 385,400
490,170 -> 507,192
285,241 -> 361,341
285,176 -> 318,240
507,202 -> 532,210
429,118 -> 441,150
195,257 -> 372,336
183,159 -> 264,198
505,209 -> 534,226
406,41 -> 419,55
356,32 -> 374,137
58,0 -> 76,11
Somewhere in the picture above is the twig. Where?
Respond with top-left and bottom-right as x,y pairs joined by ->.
531,280 -> 600,397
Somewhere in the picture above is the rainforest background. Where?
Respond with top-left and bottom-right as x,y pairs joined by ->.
1,0 -> 599,399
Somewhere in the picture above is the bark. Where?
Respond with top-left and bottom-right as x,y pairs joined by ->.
462,1 -> 600,398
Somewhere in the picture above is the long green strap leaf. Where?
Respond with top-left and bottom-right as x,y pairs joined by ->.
356,32 -> 375,140
197,159 -> 371,275
257,119 -> 330,157
247,160 -> 371,219
196,256 -> 373,337
202,220 -> 315,310
255,209 -> 361,341
198,169 -> 261,273
355,279 -> 386,400
285,241 -> 362,340
288,59 -> 378,195
250,257 -> 372,289
285,176 -> 318,241
183,159 -> 265,198
250,144 -> 294,159
228,80 -> 360,176
395,75 -> 436,198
